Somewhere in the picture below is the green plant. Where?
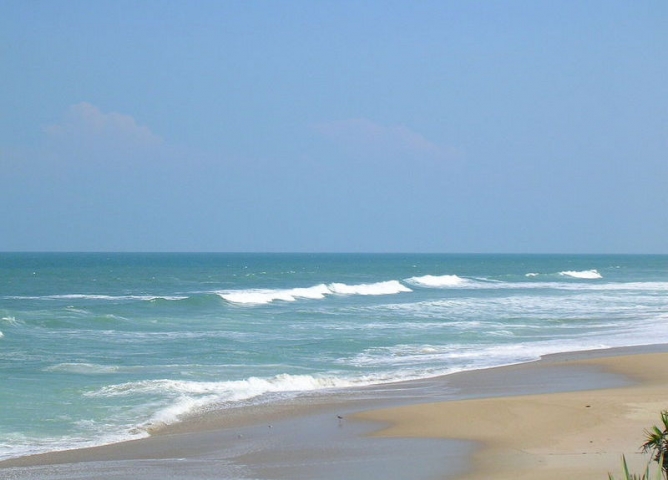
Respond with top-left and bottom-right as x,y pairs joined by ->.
609,410 -> 668,480
641,410 -> 668,478
608,455 -> 662,480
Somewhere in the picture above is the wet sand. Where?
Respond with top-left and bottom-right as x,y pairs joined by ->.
1,344 -> 666,479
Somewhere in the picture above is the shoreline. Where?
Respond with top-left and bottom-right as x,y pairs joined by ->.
2,344 -> 667,479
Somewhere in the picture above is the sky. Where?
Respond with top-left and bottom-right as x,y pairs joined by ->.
1,1 -> 666,253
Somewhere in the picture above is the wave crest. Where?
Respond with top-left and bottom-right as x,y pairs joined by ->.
405,274 -> 468,288
219,280 -> 411,305
328,280 -> 411,296
559,269 -> 602,279
86,373 -> 357,428
218,284 -> 331,305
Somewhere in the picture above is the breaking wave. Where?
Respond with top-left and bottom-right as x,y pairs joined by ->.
328,280 -> 411,296
86,373 -> 361,429
219,280 -> 411,305
559,269 -> 602,279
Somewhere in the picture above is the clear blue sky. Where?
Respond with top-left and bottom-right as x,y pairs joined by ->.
2,1 -> 666,253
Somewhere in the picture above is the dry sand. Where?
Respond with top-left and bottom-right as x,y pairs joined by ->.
356,351 -> 668,479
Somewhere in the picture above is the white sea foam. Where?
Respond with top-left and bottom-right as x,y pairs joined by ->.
219,280 -> 410,305
6,294 -> 189,302
0,331 -> 3,339
347,339 -> 619,373
559,269 -> 602,279
0,428 -> 150,463
584,281 -> 668,291
327,280 -> 411,296
87,373 -> 359,428
145,295 -> 190,301
1,316 -> 19,325
405,274 -> 469,288
219,284 -> 331,305
89,374 -> 355,400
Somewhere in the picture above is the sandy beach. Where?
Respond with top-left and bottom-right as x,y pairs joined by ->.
358,347 -> 668,479
2,345 -> 667,479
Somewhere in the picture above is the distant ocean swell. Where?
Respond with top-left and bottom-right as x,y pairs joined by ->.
1,270 -> 608,306
218,270 -> 606,305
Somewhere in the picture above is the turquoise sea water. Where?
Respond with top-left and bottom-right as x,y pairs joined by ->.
1,253 -> 667,460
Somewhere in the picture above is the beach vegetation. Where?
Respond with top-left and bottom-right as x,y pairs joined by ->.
608,455 -> 658,480
641,410 -> 668,478
610,411 -> 668,480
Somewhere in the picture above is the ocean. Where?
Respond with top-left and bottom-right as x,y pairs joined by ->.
1,253 -> 667,460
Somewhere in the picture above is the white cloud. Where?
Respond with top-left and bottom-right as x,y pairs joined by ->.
45,102 -> 162,149
314,118 -> 456,160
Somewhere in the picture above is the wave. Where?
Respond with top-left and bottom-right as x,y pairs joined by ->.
86,373 -> 359,428
328,280 -> 411,296
89,374 -> 354,399
0,427 -> 149,463
345,332 -> 661,372
405,274 -> 469,288
217,274 -> 664,306
218,284 -> 331,305
44,363 -> 120,375
219,280 -> 411,305
3,294 -> 190,302
1,316 -> 20,325
559,269 -> 602,279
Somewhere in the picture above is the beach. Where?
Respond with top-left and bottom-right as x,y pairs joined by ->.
358,345 -> 668,479
2,344 -> 667,479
